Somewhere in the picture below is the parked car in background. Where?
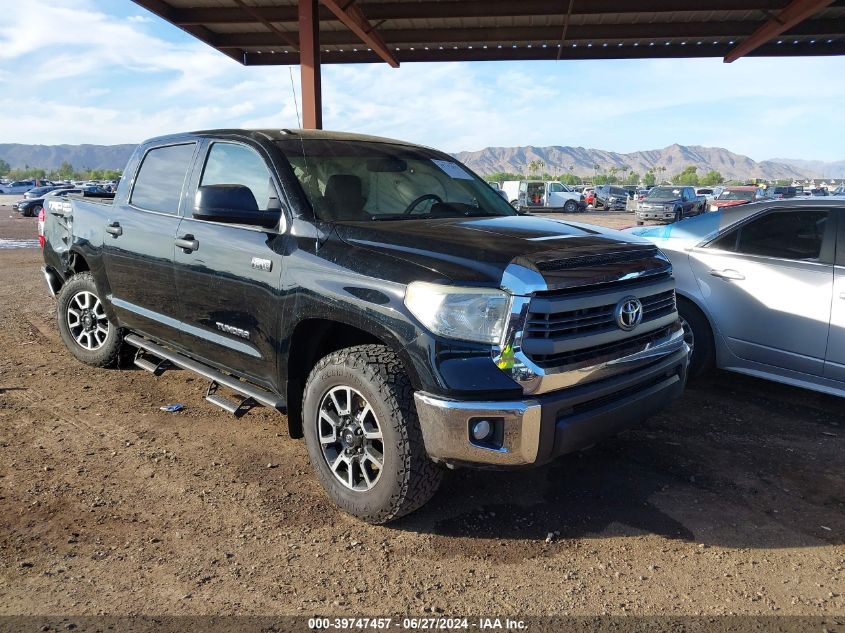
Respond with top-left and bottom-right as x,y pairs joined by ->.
24,185 -> 66,199
17,186 -> 110,217
831,186 -> 845,197
594,185 -> 629,211
810,188 -> 829,197
583,187 -> 596,207
629,200 -> 845,398
635,186 -> 705,224
768,185 -> 797,199
503,180 -> 584,212
16,187 -> 79,217
695,187 -> 720,206
709,186 -> 764,211
0,179 -> 38,194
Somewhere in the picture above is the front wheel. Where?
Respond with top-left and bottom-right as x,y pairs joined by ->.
302,345 -> 443,524
563,199 -> 578,213
57,272 -> 124,367
29,205 -> 42,218
677,299 -> 714,378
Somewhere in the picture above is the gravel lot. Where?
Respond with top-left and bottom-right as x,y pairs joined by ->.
0,195 -> 843,618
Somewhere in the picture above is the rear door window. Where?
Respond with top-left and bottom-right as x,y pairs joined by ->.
131,143 -> 196,214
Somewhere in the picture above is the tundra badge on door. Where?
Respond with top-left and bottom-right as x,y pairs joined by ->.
216,322 -> 250,340
251,257 -> 272,272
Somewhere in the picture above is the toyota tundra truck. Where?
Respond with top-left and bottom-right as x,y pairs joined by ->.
40,129 -> 688,523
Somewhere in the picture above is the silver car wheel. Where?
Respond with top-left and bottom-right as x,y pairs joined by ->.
317,385 -> 384,492
679,315 -> 695,357
66,290 -> 110,351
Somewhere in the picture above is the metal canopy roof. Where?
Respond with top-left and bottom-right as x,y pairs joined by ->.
134,0 -> 845,66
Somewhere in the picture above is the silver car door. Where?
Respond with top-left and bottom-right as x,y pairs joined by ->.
687,207 -> 833,376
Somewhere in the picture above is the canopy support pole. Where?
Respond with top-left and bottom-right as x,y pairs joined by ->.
299,0 -> 322,128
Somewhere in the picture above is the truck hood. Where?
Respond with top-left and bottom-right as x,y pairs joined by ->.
334,215 -> 667,291
712,199 -> 751,208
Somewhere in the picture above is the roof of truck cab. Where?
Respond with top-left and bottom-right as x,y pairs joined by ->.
187,128 -> 420,147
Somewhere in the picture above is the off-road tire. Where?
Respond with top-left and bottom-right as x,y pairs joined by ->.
677,297 -> 715,378
302,345 -> 443,524
57,272 -> 124,367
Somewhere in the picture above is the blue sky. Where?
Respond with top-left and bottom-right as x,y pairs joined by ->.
0,0 -> 843,161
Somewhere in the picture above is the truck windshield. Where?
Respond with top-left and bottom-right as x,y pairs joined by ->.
277,138 -> 516,221
646,187 -> 682,200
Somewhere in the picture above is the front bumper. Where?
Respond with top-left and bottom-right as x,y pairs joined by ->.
637,209 -> 675,221
414,343 -> 688,467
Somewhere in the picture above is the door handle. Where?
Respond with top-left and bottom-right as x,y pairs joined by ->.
839,292 -> 845,300
709,268 -> 745,281
175,235 -> 199,253
105,221 -> 122,237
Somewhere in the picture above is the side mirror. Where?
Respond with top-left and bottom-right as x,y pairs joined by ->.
193,184 -> 278,229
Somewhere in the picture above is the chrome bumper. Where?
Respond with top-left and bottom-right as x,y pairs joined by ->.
414,393 -> 542,466
415,342 -> 689,468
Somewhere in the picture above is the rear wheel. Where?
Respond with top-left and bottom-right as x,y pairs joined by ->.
302,345 -> 442,523
57,272 -> 124,367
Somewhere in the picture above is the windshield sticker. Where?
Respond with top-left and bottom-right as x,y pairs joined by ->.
431,159 -> 474,180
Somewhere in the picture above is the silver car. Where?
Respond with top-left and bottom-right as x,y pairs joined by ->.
628,199 -> 845,398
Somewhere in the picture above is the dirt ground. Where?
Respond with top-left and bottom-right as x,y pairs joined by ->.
0,196 -> 843,618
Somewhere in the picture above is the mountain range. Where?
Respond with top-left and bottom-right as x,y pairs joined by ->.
453,144 -> 842,181
1,142 -> 843,181
0,143 -> 137,171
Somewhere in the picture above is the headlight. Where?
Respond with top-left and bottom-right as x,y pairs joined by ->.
664,205 -> 673,211
404,281 -> 511,344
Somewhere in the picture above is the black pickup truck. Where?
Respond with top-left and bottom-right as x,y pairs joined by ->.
635,185 -> 706,225
40,129 -> 688,523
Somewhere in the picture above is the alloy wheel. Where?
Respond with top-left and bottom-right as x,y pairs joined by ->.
317,385 -> 384,492
66,290 -> 110,351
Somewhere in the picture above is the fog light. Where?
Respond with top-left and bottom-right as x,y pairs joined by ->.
471,419 -> 493,441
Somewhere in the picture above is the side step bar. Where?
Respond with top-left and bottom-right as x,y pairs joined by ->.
124,334 -> 286,414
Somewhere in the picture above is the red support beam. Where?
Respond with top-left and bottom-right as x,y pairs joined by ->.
299,0 -> 322,129
724,0 -> 835,61
320,0 -> 399,67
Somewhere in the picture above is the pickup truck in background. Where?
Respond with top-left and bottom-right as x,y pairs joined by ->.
635,186 -> 706,225
40,129 -> 688,523
501,179 -> 585,213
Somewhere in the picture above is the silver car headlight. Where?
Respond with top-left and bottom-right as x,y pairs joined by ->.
404,281 -> 511,344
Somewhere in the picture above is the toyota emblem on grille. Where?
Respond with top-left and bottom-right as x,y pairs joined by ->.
614,296 -> 643,331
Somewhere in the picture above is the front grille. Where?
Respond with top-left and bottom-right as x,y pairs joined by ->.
526,288 -> 676,341
530,324 -> 676,368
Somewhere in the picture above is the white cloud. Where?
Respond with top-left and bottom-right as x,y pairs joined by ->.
0,0 -> 842,162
